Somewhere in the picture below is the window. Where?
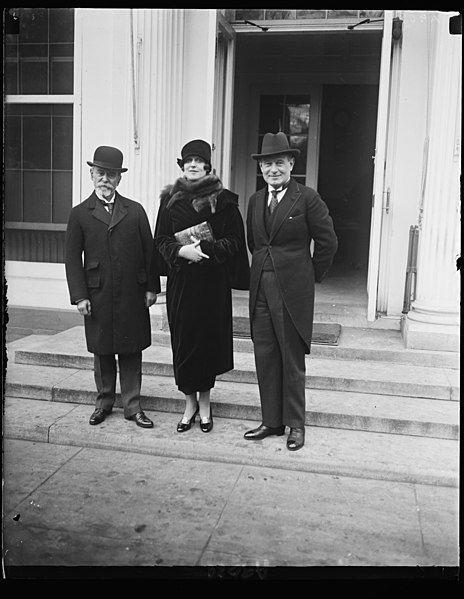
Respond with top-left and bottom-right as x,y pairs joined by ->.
256,95 -> 310,190
4,8 -> 75,263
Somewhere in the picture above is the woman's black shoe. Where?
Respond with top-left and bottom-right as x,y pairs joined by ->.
177,407 -> 199,433
200,409 -> 213,433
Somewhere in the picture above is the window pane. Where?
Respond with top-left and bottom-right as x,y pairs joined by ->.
21,60 -> 48,94
4,172 -> 22,221
24,115 -> 51,169
51,59 -> 74,94
20,42 -> 48,58
4,103 -> 73,226
287,103 -> 310,134
290,134 -> 308,175
19,8 -> 48,43
4,62 -> 18,94
53,113 -> 73,169
50,8 -> 74,43
24,171 -> 51,222
4,114 -> 21,169
5,8 -> 74,95
53,172 -> 72,223
259,96 -> 284,133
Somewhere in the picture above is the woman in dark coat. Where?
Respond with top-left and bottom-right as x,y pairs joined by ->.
153,139 -> 249,433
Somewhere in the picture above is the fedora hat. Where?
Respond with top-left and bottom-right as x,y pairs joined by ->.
251,132 -> 300,160
177,139 -> 212,169
87,146 -> 128,172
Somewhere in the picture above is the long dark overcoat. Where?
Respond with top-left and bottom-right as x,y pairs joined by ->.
153,182 -> 250,394
247,178 -> 338,354
65,191 -> 160,355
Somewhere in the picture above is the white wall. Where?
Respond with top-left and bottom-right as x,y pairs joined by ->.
77,8 -> 133,203
181,9 -> 217,146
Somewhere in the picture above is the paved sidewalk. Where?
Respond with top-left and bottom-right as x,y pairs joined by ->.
2,398 -> 459,577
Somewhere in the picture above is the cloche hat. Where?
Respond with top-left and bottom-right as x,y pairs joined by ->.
251,132 -> 300,160
87,146 -> 128,172
177,139 -> 212,169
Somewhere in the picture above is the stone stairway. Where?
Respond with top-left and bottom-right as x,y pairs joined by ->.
5,298 -> 460,442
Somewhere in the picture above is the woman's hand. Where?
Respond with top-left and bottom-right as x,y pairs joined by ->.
178,236 -> 210,264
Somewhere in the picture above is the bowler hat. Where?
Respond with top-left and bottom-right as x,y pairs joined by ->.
87,146 -> 128,172
251,132 -> 300,160
177,139 -> 212,169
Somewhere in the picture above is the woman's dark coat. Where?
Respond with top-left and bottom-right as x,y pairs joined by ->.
247,178 -> 338,354
65,191 -> 160,355
153,176 -> 250,394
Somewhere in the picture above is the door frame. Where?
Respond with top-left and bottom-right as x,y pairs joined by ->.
366,10 -> 394,321
213,13 -> 236,188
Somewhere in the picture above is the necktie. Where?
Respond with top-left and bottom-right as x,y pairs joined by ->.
100,199 -> 113,215
269,189 -> 279,215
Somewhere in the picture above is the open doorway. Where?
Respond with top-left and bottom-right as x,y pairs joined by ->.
231,29 -> 382,312
318,84 -> 378,271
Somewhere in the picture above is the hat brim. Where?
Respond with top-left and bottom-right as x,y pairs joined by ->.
87,161 -> 127,173
251,148 -> 301,160
177,157 -> 212,168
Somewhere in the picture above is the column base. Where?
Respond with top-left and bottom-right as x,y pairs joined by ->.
402,315 -> 460,352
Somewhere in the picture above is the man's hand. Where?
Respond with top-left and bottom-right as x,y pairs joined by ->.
145,291 -> 158,308
77,299 -> 91,316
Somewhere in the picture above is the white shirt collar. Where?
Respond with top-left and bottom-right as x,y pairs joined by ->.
267,178 -> 291,193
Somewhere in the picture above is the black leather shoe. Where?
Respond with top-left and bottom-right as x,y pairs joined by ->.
244,423 -> 285,440
89,408 -> 111,426
200,410 -> 213,433
287,427 -> 305,451
126,411 -> 154,428
177,407 -> 199,433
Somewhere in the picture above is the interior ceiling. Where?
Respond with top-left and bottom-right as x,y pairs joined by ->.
235,31 -> 382,74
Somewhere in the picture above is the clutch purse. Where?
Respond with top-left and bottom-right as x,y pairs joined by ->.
174,221 -> 215,245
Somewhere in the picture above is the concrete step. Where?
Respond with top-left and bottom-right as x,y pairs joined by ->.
11,327 -> 460,401
3,396 -> 458,488
154,328 -> 460,370
5,355 -> 459,440
231,288 -> 400,329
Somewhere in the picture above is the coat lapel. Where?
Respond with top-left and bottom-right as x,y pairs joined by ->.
89,192 -> 111,225
269,178 -> 301,240
109,192 -> 128,230
254,187 -> 268,239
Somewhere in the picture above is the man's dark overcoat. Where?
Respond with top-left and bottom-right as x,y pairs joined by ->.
247,178 -> 338,354
153,178 -> 250,394
65,191 -> 160,355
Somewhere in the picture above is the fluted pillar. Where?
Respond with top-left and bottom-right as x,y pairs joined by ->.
403,12 -> 461,351
121,9 -> 186,229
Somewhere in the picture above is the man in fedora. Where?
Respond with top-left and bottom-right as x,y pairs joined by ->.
244,132 -> 338,451
65,145 -> 160,428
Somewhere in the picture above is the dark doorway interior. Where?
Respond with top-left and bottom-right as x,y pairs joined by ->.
317,84 -> 378,270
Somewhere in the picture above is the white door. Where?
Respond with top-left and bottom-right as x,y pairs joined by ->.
213,14 -> 236,188
366,10 -> 394,321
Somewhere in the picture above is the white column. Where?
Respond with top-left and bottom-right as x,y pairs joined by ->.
403,12 -> 461,351
121,9 -> 186,229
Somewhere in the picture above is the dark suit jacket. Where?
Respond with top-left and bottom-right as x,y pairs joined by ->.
246,178 -> 338,353
65,191 -> 160,355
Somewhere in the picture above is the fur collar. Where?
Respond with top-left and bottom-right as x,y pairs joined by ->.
163,174 -> 223,213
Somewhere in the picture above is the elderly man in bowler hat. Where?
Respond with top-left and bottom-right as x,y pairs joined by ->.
244,132 -> 338,451
65,146 -> 160,428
